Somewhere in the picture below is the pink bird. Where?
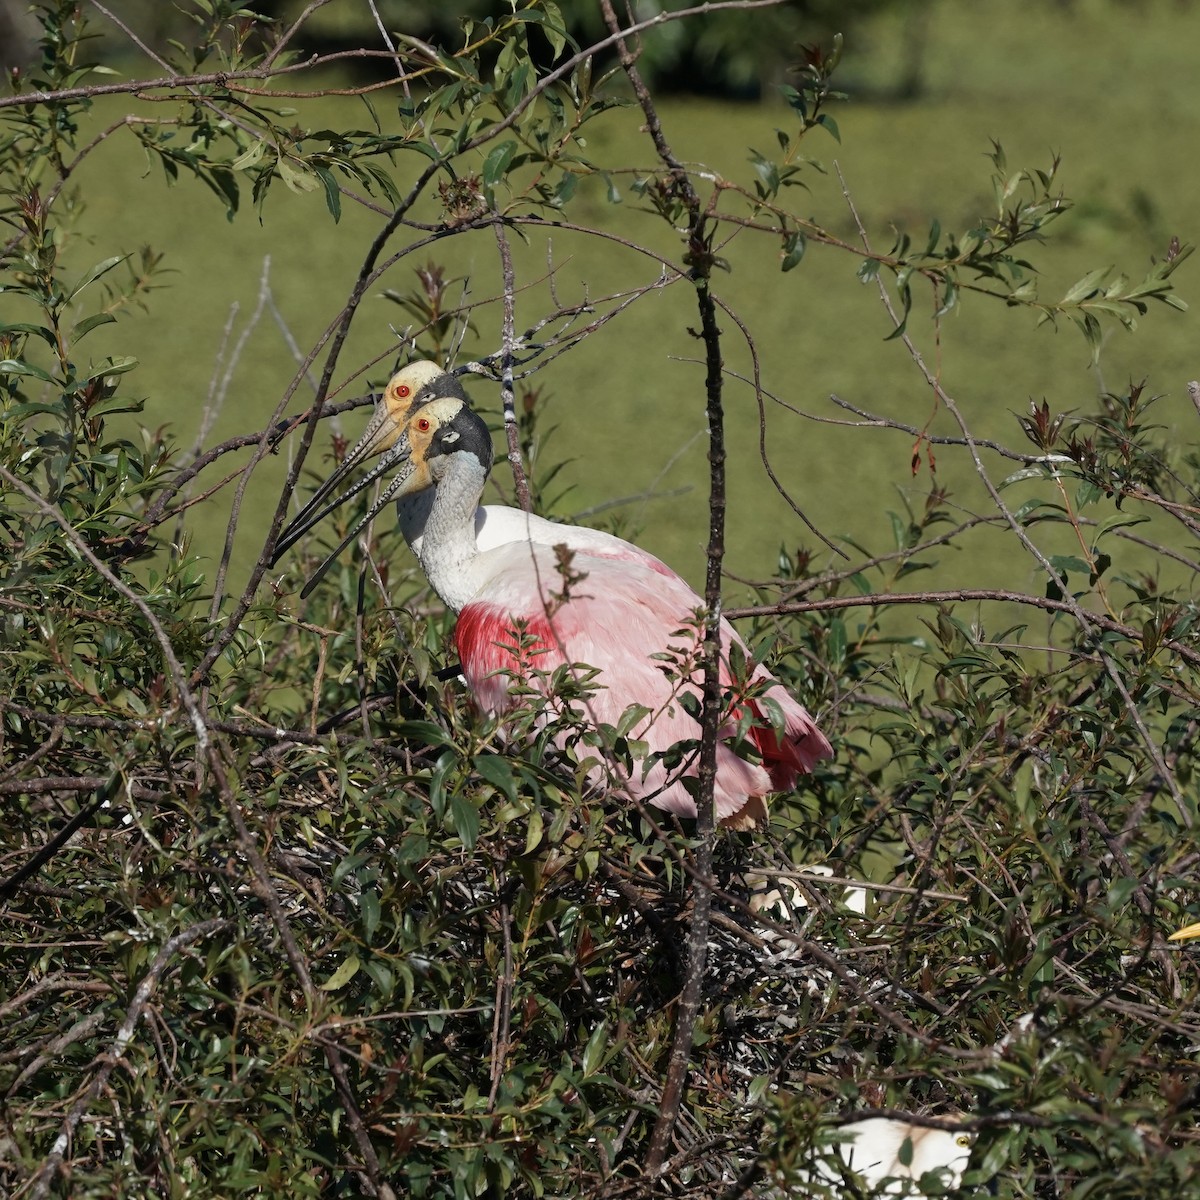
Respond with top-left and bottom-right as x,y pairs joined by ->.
274,362 -> 831,828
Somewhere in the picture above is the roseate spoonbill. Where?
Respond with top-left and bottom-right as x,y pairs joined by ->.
274,362 -> 831,828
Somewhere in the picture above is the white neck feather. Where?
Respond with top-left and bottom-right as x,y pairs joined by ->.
397,456 -> 489,613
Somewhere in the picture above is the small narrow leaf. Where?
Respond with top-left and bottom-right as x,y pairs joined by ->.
482,139 -> 517,188
781,231 -> 806,272
314,165 -> 342,222
449,794 -> 480,850
277,158 -> 318,194
816,113 -> 841,143
66,255 -> 129,303
474,754 -> 517,802
1060,267 -> 1111,305
857,258 -> 880,283
320,954 -> 361,991
71,312 -> 117,341
0,358 -> 55,382
581,1021 -> 608,1077
524,808 -> 544,856
360,889 -> 380,943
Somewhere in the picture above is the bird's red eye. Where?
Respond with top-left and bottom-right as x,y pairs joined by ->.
416,417 -> 431,432
396,385 -> 411,398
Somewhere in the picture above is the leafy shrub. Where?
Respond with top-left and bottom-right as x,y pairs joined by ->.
2,3 -> 1198,1198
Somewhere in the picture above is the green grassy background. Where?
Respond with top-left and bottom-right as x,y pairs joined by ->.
63,0 -> 1200,606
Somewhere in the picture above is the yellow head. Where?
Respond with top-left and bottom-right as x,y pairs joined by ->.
272,361 -> 478,594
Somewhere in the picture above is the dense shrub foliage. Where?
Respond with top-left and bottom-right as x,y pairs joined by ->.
2,3 -> 1199,1198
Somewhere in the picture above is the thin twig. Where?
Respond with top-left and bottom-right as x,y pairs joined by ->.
722,588 -> 1200,672
0,467 -> 209,750
207,257 -> 275,624
1,468 -> 394,1197
493,215 -> 532,509
838,161 -> 1189,823
27,919 -> 230,1199
595,0 -> 724,1175
487,890 -> 516,1111
759,869 -> 965,903
710,297 -> 845,556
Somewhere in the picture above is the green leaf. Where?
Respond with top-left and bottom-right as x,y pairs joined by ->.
1092,512 -> 1147,539
999,465 -> 1058,489
581,1021 -> 608,1077
1049,554 -> 1091,577
1060,266 -> 1111,305
856,258 -> 880,284
88,394 -> 146,420
826,618 -> 847,669
1012,498 -> 1061,523
449,793 -> 480,850
360,888 -> 380,943
474,754 -> 517,802
749,149 -> 781,195
314,165 -> 342,222
0,358 -> 55,382
278,158 -> 318,194
524,808 -> 544,856
816,113 -> 841,143
66,255 -> 129,303
319,954 -> 361,991
935,278 -> 957,316
503,59 -> 534,110
883,269 -> 913,340
230,140 -> 267,171
778,83 -> 807,121
393,720 -> 456,749
0,322 -> 57,346
482,139 -> 518,189
361,958 -> 394,1000
71,312 -> 117,341
83,356 -> 138,381
9,400 -> 66,418
517,3 -> 571,59
552,170 -> 577,207
781,231 -> 806,272
399,139 -> 444,163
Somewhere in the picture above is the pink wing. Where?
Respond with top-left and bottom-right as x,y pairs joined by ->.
454,541 -> 830,827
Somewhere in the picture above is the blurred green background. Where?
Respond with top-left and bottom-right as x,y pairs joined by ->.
52,0 -> 1200,602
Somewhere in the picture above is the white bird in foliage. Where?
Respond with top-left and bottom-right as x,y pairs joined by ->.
273,362 -> 832,828
809,1117 -> 974,1196
1169,921 -> 1200,942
